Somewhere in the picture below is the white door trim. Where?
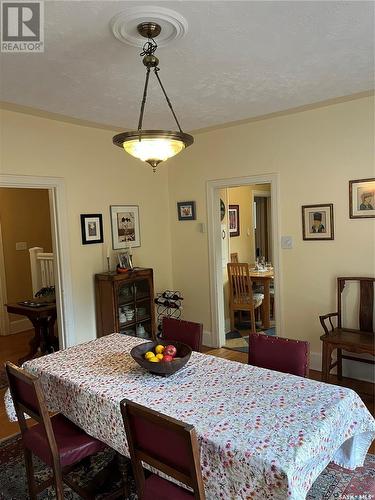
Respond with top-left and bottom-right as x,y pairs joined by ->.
0,221 -> 10,335
0,175 -> 75,348
206,174 -> 282,348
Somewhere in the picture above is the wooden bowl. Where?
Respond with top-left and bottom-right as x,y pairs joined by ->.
130,341 -> 192,376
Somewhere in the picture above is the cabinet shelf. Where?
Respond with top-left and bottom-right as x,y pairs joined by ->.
95,268 -> 155,340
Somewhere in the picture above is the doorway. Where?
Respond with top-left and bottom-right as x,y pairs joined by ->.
0,174 -> 75,355
206,174 -> 282,349
0,187 -> 58,367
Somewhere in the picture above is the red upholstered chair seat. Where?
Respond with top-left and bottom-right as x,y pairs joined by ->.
143,474 -> 194,499
162,317 -> 203,352
248,333 -> 310,377
23,413 -> 105,467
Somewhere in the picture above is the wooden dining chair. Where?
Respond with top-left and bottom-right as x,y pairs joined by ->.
120,399 -> 205,499
162,317 -> 203,352
248,333 -> 310,377
319,277 -> 374,382
5,361 -> 107,500
227,262 -> 263,334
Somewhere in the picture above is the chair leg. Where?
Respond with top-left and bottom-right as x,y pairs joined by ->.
230,307 -> 235,331
321,343 -> 332,383
53,465 -> 65,500
250,309 -> 256,335
337,348 -> 343,380
24,448 -> 37,500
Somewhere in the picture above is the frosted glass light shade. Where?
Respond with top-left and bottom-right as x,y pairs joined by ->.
113,130 -> 194,170
123,137 -> 184,163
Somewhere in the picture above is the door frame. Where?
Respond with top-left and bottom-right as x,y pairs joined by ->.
206,173 -> 282,348
0,174 -> 75,348
252,188 -> 272,262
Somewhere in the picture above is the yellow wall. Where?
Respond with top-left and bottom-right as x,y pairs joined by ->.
168,96 -> 375,355
0,109 -> 173,344
0,188 -> 52,325
1,96 -> 374,362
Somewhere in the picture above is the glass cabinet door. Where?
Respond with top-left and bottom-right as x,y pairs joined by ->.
134,279 -> 150,301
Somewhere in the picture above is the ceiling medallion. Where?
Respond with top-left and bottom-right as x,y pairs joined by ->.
112,21 -> 194,172
110,6 -> 188,48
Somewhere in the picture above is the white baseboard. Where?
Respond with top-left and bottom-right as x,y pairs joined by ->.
203,329 -> 216,348
311,351 -> 374,383
201,334 -> 374,382
9,317 -> 33,335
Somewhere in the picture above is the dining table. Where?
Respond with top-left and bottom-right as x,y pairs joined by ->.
5,333 -> 375,500
248,269 -> 274,329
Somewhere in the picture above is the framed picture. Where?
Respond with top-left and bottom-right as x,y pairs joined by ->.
229,205 -> 240,237
80,214 -> 103,245
177,201 -> 196,221
302,204 -> 334,240
110,205 -> 140,249
118,251 -> 133,270
349,178 -> 375,219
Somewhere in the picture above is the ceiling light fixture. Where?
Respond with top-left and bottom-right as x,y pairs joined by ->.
113,22 -> 193,172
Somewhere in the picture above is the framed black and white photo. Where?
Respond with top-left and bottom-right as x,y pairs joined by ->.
302,204 -> 334,240
110,205 -> 140,249
349,178 -> 375,219
118,251 -> 133,270
177,201 -> 196,221
229,205 -> 240,237
80,214 -> 103,245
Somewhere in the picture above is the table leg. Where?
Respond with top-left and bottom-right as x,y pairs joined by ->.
18,313 -> 58,365
18,320 -> 42,365
262,279 -> 271,330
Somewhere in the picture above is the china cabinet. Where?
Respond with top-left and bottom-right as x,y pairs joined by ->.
95,268 -> 155,340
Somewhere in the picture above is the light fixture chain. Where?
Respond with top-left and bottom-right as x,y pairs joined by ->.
137,66 -> 151,133
153,68 -> 183,133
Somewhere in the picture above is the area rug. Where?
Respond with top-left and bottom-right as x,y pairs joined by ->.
0,369 -> 8,390
0,433 -> 374,499
225,327 -> 276,353
0,434 -> 136,499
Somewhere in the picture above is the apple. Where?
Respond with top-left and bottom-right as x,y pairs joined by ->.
164,345 -> 177,357
162,354 -> 173,362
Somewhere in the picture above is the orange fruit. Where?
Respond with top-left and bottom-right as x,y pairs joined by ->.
155,353 -> 164,360
155,345 -> 165,354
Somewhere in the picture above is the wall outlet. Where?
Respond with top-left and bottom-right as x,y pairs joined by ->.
16,242 -> 27,250
281,236 -> 293,249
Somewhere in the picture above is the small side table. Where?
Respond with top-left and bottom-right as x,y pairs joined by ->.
6,302 -> 58,364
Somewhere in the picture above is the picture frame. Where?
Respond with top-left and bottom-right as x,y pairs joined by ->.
177,201 -> 196,221
110,205 -> 141,249
228,205 -> 240,237
80,214 -> 103,245
349,178 -> 375,219
118,251 -> 133,270
302,204 -> 334,241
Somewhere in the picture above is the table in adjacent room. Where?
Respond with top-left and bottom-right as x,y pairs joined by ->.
248,269 -> 274,329
5,302 -> 57,364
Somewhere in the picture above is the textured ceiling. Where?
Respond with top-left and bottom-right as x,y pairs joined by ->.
0,1 -> 374,131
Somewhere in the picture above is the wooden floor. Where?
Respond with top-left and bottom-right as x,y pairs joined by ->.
0,335 -> 374,454
0,330 -> 36,439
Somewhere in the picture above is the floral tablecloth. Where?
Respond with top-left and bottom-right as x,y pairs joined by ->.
5,333 -> 375,499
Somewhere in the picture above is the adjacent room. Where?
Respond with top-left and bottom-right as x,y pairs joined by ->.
0,1 -> 374,499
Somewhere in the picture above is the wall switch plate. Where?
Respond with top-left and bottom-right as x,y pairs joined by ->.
198,222 -> 206,233
281,236 -> 293,249
16,242 -> 27,250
